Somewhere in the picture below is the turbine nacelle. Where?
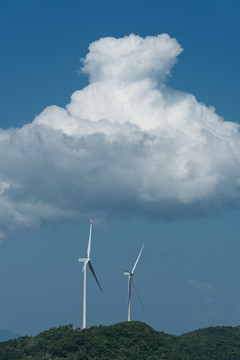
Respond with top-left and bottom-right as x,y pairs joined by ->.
78,258 -> 89,262
122,269 -> 133,276
78,258 -> 90,273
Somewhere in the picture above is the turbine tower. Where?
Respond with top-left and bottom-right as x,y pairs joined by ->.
122,244 -> 144,321
78,218 -> 102,329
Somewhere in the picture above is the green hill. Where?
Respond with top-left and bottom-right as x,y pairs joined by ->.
1,321 -> 240,359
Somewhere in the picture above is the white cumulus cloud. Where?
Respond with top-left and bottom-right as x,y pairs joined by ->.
1,33 -> 240,237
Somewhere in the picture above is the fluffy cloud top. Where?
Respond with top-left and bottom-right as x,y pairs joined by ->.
81,34 -> 182,83
1,34 -> 240,237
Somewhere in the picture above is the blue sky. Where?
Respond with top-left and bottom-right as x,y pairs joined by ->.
1,0 -> 240,336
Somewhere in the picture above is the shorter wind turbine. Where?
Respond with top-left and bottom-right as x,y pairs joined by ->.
122,244 -> 144,321
78,218 -> 102,329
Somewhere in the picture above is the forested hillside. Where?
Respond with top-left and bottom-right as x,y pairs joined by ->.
1,321 -> 240,359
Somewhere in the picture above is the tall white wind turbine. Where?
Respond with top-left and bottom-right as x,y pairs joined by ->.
122,244 -> 144,321
78,218 -> 102,329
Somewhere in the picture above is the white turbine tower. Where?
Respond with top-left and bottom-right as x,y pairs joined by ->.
78,218 -> 102,329
122,244 -> 144,321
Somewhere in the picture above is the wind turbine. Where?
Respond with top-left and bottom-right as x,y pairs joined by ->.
122,244 -> 144,321
78,218 -> 102,329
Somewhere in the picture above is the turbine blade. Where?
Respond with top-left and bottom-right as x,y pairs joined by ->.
132,244 -> 144,273
132,276 -> 144,309
88,260 -> 102,292
87,217 -> 93,259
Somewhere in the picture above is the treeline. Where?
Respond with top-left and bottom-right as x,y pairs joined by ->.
1,321 -> 240,359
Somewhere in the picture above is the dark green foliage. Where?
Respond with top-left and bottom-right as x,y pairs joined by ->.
1,322 -> 240,359
176,326 -> 240,360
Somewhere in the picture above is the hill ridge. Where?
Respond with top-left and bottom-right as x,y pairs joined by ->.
1,321 -> 240,359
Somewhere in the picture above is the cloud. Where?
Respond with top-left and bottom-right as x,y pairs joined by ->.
1,33 -> 240,236
80,33 -> 182,84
